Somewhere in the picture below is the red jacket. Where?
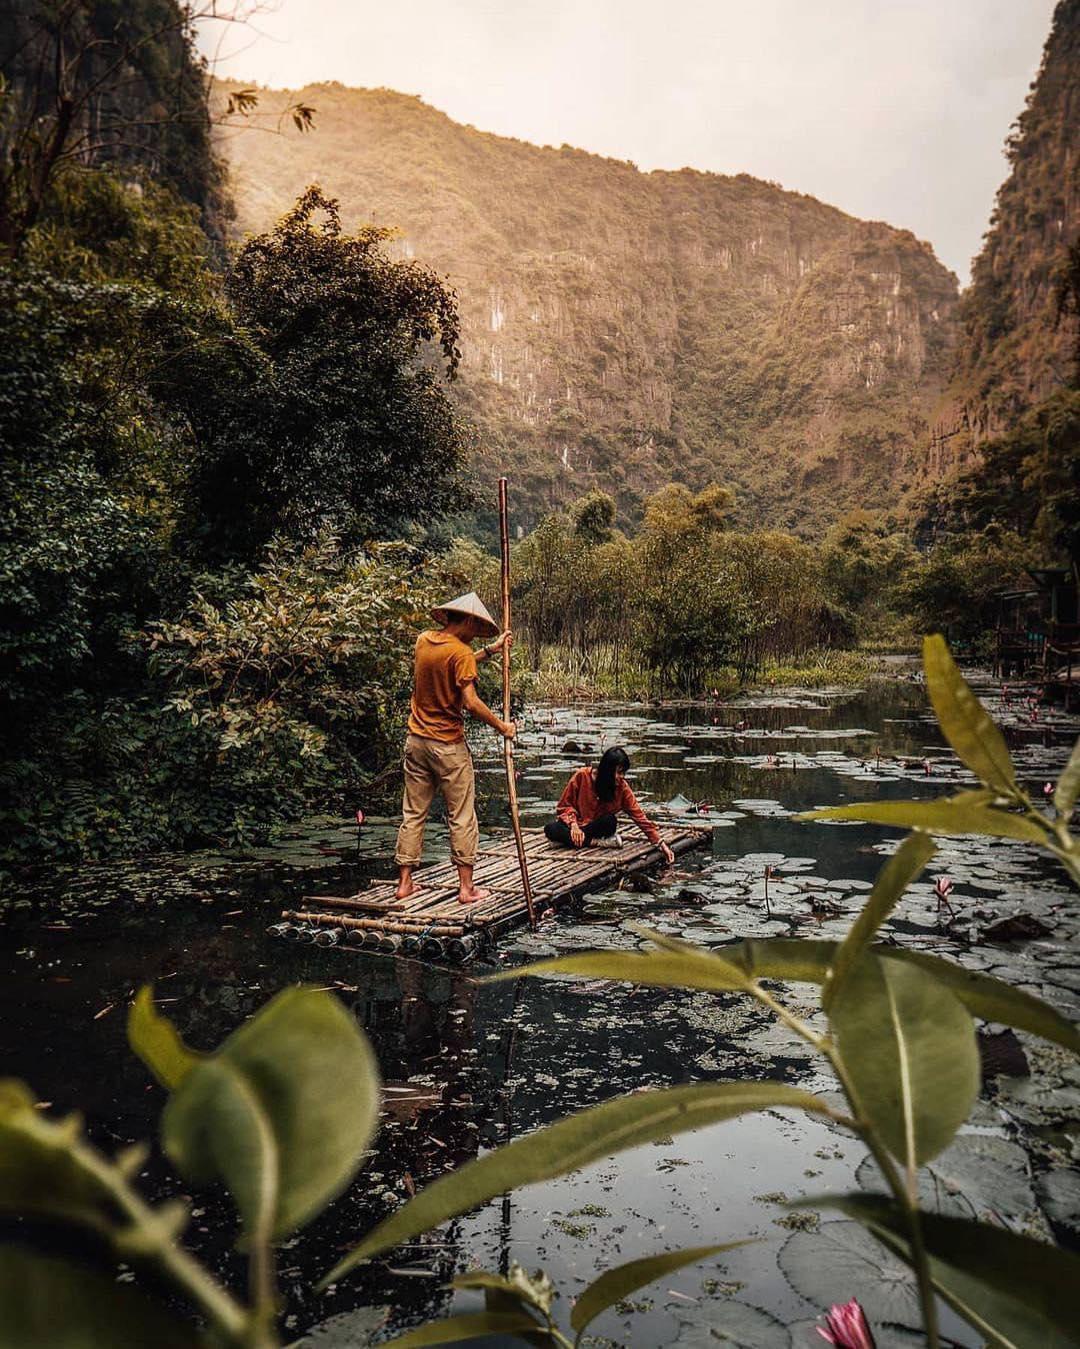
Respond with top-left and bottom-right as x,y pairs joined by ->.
556,766 -> 660,843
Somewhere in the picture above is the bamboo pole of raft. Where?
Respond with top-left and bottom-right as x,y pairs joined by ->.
499,476 -> 537,931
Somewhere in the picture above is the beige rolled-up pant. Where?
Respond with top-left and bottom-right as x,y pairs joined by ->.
395,733 -> 479,868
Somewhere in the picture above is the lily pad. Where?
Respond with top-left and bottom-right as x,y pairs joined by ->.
1036,1168 -> 1080,1233
778,1220 -> 919,1328
857,1135 -> 1036,1221
673,1299 -> 790,1348
292,1306 -> 390,1346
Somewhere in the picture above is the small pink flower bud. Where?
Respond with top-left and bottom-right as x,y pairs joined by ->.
817,1298 -> 876,1348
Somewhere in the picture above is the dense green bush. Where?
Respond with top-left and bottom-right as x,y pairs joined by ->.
146,533 -> 432,839
509,483 -> 845,694
0,172 -> 473,864
183,187 -> 472,563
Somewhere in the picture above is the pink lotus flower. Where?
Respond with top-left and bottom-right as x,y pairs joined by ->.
1044,782 -> 1055,797
817,1298 -> 876,1348
934,876 -> 954,901
355,807 -> 366,826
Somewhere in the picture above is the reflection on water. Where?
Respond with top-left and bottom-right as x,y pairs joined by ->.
2,675 -> 1078,1347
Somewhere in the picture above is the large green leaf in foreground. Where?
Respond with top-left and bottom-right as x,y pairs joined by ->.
817,1193 -> 1080,1348
799,797 -> 1049,843
725,938 -> 1080,1054
128,986 -> 202,1090
0,1247 -> 200,1349
0,1081 -> 127,1238
822,832 -> 936,1010
377,1312 -> 547,1347
830,955 -> 979,1167
571,1242 -> 747,1336
502,935 -> 1080,1056
323,1081 -> 835,1285
1056,735 -> 1080,817
155,987 -> 381,1245
487,946 -> 753,994
923,633 -> 1019,797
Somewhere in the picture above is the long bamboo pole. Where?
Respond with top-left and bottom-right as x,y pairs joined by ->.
499,477 -> 537,931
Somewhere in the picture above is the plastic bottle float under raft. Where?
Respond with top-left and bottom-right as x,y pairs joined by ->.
269,825 -> 709,963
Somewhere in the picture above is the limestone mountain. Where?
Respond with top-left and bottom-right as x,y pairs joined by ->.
925,0 -> 1079,481
217,82 -> 959,531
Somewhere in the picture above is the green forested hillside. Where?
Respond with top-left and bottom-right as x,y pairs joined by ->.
217,83 -> 959,532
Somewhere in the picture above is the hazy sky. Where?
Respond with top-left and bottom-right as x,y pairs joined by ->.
200,0 -> 1058,284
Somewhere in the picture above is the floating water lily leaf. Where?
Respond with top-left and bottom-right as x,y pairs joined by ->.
571,1242 -> 748,1336
666,793 -> 696,813
798,798 -> 1048,843
778,1220 -> 919,1327
824,833 -> 937,1010
488,945 -> 752,995
819,1192 -> 1080,1349
291,1306 -> 390,1348
726,938 -> 1080,1055
376,1312 -> 546,1347
162,987 -> 380,1245
857,1134 -> 1036,1222
923,634 -> 1018,796
830,955 -> 979,1167
128,986 -> 201,1090
1036,1168 -> 1080,1234
323,1081 -> 836,1284
0,1246 -> 200,1348
672,1299 -> 790,1348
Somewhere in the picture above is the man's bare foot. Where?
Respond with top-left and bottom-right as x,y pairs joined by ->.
458,886 -> 491,905
395,879 -> 421,900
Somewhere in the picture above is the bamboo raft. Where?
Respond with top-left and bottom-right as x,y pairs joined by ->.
269,825 -> 709,963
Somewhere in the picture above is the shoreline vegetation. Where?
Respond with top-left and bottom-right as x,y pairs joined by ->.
523,644 -> 889,703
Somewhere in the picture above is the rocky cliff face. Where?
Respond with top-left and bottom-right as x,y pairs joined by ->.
218,83 -> 958,530
924,0 -> 1079,480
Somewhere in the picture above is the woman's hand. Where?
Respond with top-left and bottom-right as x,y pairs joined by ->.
660,841 -> 675,865
570,822 -> 585,847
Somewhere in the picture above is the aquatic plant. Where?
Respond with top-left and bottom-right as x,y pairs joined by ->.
0,637 -> 1078,1347
817,1298 -> 875,1348
325,636 -> 1080,1348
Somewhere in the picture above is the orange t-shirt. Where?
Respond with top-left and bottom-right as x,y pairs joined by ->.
555,766 -> 661,843
407,631 -> 478,742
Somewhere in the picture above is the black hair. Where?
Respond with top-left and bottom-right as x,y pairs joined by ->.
595,746 -> 630,802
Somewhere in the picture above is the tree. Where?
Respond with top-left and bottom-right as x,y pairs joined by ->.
820,510 -> 917,620
179,187 -> 472,562
572,489 -> 616,545
637,483 -> 753,689
0,0 -> 313,254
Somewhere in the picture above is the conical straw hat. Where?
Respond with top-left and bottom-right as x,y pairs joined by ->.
430,591 -> 500,638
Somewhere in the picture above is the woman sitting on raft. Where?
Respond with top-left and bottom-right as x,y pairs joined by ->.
545,746 -> 675,864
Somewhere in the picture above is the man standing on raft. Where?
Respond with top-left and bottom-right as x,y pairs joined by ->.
395,592 -> 515,905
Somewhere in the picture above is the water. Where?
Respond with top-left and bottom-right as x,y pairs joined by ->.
2,674 -> 1078,1347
